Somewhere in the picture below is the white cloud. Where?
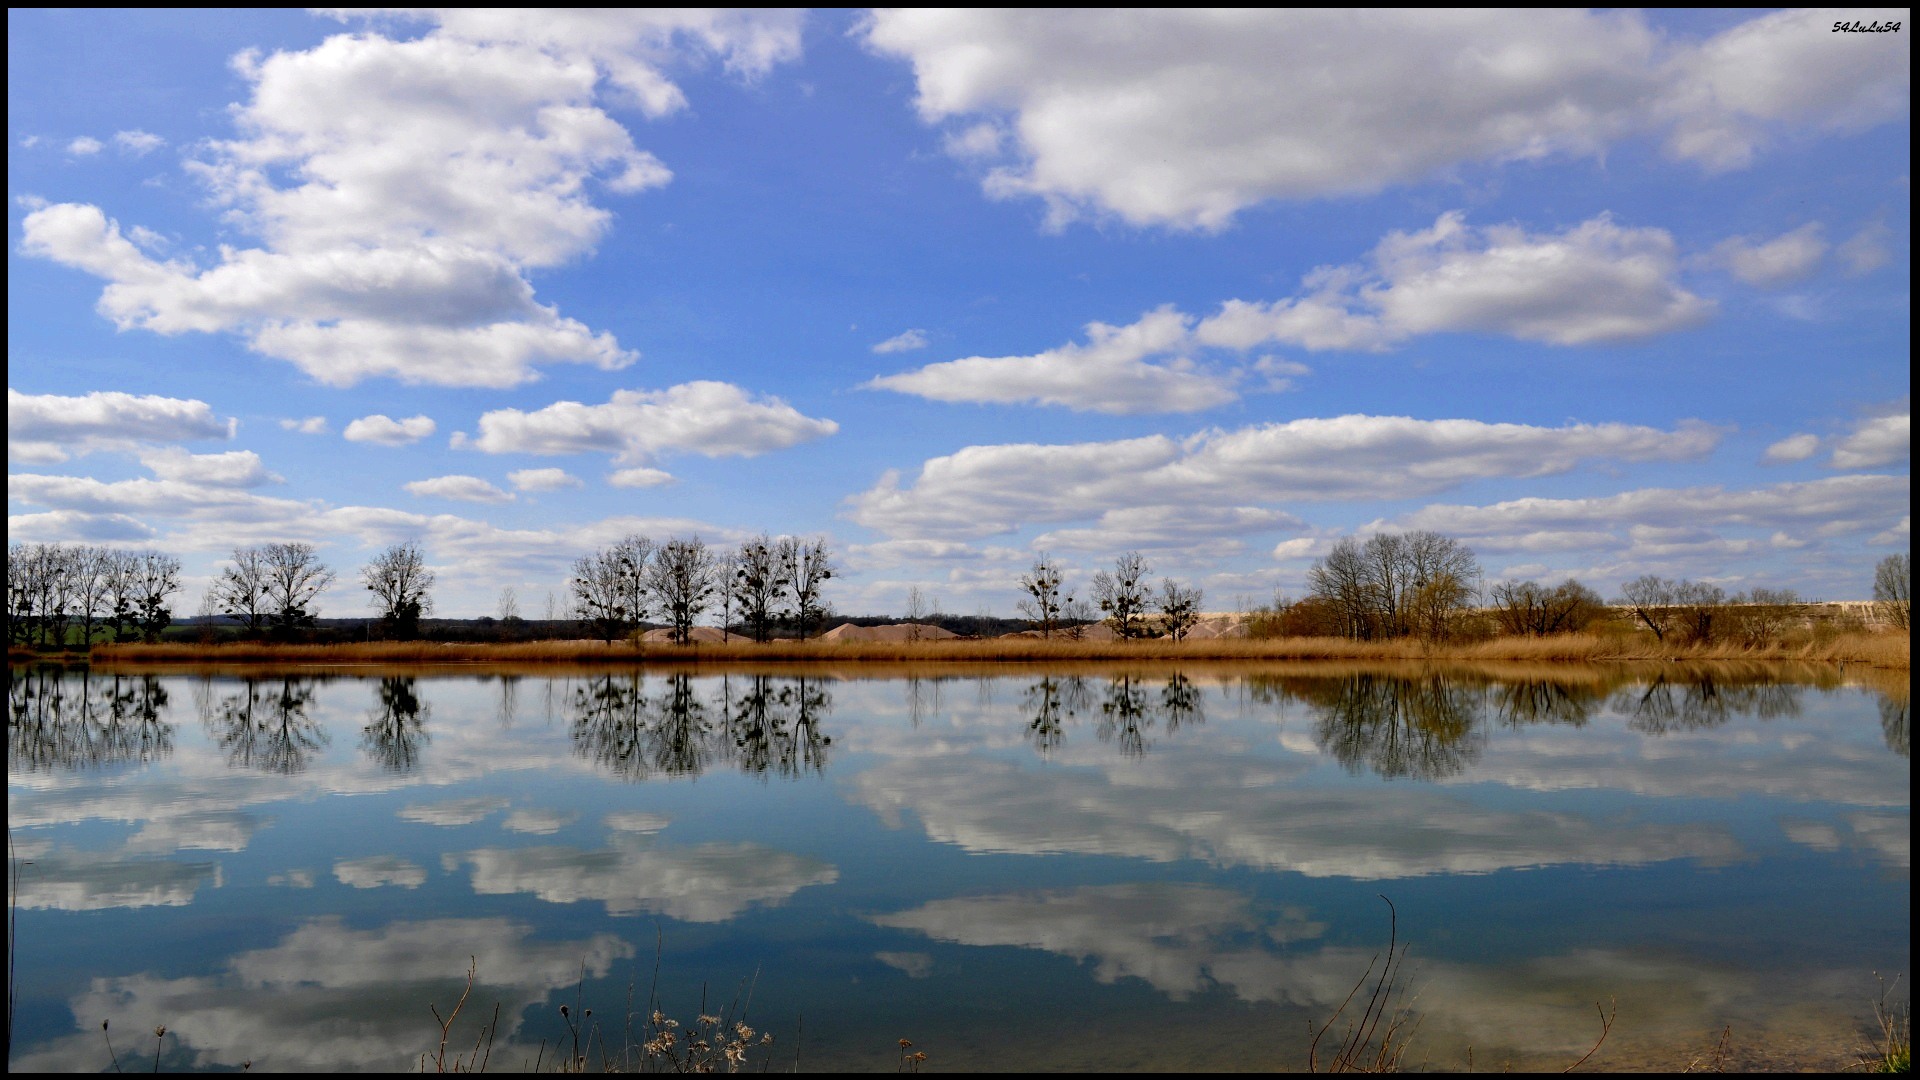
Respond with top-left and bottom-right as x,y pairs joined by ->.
865,10 -> 1909,229
333,855 -> 427,889
1660,8 -> 1912,171
870,306 -> 1239,414
1393,474 -> 1910,555
280,416 -> 329,435
607,466 -> 674,489
849,415 -> 1720,540
65,135 -> 103,156
1830,413 -> 1908,470
1196,212 -> 1712,350
445,842 -> 838,922
1762,433 -> 1821,464
343,413 -> 436,446
8,388 -> 236,463
508,467 -> 582,492
501,808 -> 579,835
397,796 -> 509,827
459,381 -> 837,462
12,850 -> 219,911
872,328 -> 930,354
1714,223 -> 1826,287
113,129 -> 165,156
403,475 -> 515,504
1836,222 -> 1894,276
18,12 -> 804,387
137,447 -> 282,488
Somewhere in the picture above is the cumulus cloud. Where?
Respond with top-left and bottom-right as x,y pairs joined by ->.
114,129 -> 165,156
1392,474 -> 1910,556
8,388 -> 236,463
872,328 -> 929,354
18,11 -> 805,386
279,416 -> 328,435
849,415 -> 1720,540
445,841 -> 838,922
1762,433 -> 1821,464
137,447 -> 282,487
1196,212 -> 1712,350
508,467 -> 582,492
607,467 -> 674,489
870,306 -> 1240,413
343,413 -> 437,446
398,796 -> 509,827
502,808 -> 579,835
458,381 -> 837,462
1836,222 -> 1894,276
65,135 -> 104,156
1829,413 -> 1908,470
403,475 -> 515,504
333,855 -> 427,889
864,9 -> 1909,229
12,850 -> 219,911
1713,223 -> 1826,287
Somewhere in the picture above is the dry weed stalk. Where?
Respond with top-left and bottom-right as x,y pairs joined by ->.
1309,896 -> 1422,1073
425,956 -> 498,1073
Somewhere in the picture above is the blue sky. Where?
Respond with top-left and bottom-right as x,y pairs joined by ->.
7,9 -> 1910,617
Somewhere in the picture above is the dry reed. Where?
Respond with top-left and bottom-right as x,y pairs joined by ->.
79,630 -> 1906,670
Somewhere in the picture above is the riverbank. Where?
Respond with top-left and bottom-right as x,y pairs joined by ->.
24,629 -> 1908,670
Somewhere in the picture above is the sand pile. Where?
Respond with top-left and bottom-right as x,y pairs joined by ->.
819,622 -> 960,642
638,627 -> 745,643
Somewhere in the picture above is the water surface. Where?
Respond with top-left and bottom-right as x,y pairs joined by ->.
6,663 -> 1909,1071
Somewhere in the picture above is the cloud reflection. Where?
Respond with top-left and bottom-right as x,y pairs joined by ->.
444,840 -> 838,921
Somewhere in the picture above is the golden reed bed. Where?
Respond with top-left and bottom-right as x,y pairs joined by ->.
57,630 -> 1909,671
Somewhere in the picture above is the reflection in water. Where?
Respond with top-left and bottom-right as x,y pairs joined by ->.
1489,679 -> 1601,728
1882,695 -> 1909,757
1302,674 -> 1484,781
199,677 -> 329,775
1017,675 -> 1205,758
360,677 -> 429,774
1612,676 -> 1802,735
8,669 -> 174,771
570,673 -> 833,781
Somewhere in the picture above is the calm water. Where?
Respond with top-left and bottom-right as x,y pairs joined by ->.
6,663 -> 1910,1072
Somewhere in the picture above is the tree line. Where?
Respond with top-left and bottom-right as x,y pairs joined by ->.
1250,533 -> 1912,644
7,543 -> 182,646
1016,551 -> 1206,640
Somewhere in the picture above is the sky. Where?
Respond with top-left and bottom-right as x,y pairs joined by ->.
6,8 -> 1911,619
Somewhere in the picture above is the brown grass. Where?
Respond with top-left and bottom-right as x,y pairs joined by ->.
67,629 -> 1906,673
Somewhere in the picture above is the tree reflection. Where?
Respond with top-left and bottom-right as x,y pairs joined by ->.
1488,679 -> 1603,728
1022,676 -> 1090,758
570,673 -> 833,781
360,677 -> 429,774
723,675 -> 833,778
1880,694 -> 1909,758
201,677 -> 328,775
8,669 -> 174,771
1613,676 -> 1802,735
1304,674 -> 1483,781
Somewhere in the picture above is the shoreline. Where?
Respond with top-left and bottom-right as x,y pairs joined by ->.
16,629 -> 1907,672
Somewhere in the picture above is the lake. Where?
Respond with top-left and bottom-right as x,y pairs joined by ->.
6,662 -> 1909,1071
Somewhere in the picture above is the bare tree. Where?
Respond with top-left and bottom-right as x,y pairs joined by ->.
1617,575 -> 1677,641
132,551 -> 182,642
1401,531 -> 1481,641
782,536 -> 835,639
1308,538 -> 1375,639
1015,553 -> 1070,638
649,536 -> 717,645
362,540 -> 435,639
214,546 -> 272,635
1489,579 -> 1604,636
73,546 -> 111,646
1875,553 -> 1911,630
261,542 -> 336,634
732,534 -> 789,643
1158,578 -> 1204,641
497,586 -> 521,624
1061,595 -> 1095,641
572,536 -> 653,643
1091,551 -> 1154,639
904,585 -> 928,641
